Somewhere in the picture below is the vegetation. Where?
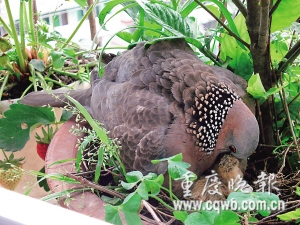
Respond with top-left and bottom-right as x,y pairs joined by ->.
0,0 -> 299,224
0,0 -> 99,100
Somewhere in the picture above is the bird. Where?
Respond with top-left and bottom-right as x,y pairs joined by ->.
21,39 -> 259,196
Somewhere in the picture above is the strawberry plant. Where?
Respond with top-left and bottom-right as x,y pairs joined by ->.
0,0 -> 99,101
0,150 -> 24,190
35,125 -> 58,161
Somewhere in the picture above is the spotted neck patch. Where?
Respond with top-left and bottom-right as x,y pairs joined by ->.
186,83 -> 240,154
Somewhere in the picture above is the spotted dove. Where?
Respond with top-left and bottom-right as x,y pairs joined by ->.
21,39 -> 259,190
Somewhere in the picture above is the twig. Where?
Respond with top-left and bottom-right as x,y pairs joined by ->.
278,39 -> 300,73
256,99 -> 266,144
139,215 -> 157,225
142,200 -> 164,225
285,200 -> 300,205
65,173 -> 125,199
254,203 -> 300,224
278,73 -> 300,158
194,0 -> 250,49
277,142 -> 294,175
276,92 -> 300,120
232,0 -> 247,18
269,0 -> 282,17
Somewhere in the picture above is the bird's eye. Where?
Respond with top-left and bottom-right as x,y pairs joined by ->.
229,145 -> 237,153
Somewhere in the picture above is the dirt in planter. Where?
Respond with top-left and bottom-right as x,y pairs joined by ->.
1,74 -> 77,100
1,57 -> 97,100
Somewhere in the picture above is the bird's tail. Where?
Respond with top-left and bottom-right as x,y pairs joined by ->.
20,88 -> 92,108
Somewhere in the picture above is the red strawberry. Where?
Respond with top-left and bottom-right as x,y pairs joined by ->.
36,143 -> 49,160
0,152 -> 24,190
35,126 -> 57,161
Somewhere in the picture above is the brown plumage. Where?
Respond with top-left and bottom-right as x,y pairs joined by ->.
21,39 -> 259,193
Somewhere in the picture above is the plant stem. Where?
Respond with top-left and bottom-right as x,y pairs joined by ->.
75,46 -> 127,56
1,149 -> 9,162
278,39 -> 300,73
194,0 -> 250,49
0,73 -> 10,101
232,0 -> 247,17
98,25 -> 169,76
23,2 -> 30,33
28,64 -> 37,91
278,74 -> 300,158
160,186 -> 179,201
269,0 -> 282,17
139,8 -> 145,40
4,0 -> 26,73
150,195 -> 175,211
19,0 -> 28,61
44,78 -> 70,88
169,175 -> 173,201
52,68 -> 80,79
0,17 -> 12,37
59,0 -> 99,50
28,0 -> 37,46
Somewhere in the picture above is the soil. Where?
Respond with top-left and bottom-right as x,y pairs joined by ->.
1,74 -> 76,100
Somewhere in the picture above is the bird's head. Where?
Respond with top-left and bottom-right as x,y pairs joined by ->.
186,83 -> 259,161
215,99 -> 259,160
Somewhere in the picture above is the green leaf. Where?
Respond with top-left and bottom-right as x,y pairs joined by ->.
277,208 -> 300,221
65,95 -> 109,144
50,51 -> 64,69
296,187 -> 300,196
143,172 -> 157,180
116,31 -> 132,43
168,160 -> 191,179
101,195 -> 122,205
135,1 -> 193,37
63,48 -> 77,59
94,146 -> 104,182
201,209 -> 219,224
74,0 -> 87,8
247,73 -> 266,99
271,0 -> 300,32
219,14 -> 251,78
59,110 -> 73,122
214,210 -> 240,225
227,192 -> 256,212
29,59 -> 45,72
233,51 -> 253,80
105,205 -> 122,225
143,20 -> 162,38
75,135 -> 94,172
180,1 -> 198,18
121,181 -> 137,190
270,41 -> 288,62
185,212 -> 210,225
122,193 -> 142,225
265,86 -> 283,97
125,171 -> 143,183
37,166 -> 50,192
0,103 -> 55,151
144,179 -> 161,196
173,211 -> 188,222
254,192 -> 279,216
136,181 -> 148,200
99,0 -> 133,29
248,217 -> 259,222
153,174 -> 164,186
